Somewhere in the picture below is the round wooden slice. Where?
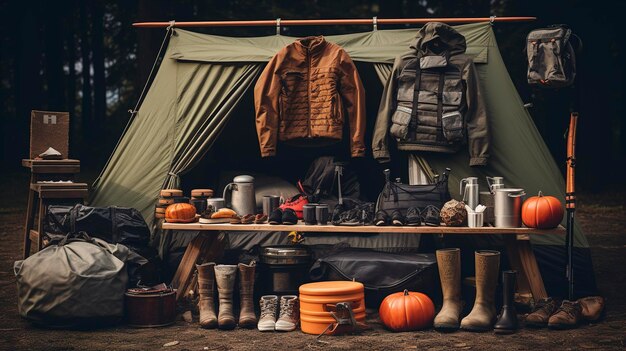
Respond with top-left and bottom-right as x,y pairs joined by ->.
154,212 -> 165,219
160,189 -> 183,198
191,189 -> 214,198
158,197 -> 175,205
155,207 -> 167,214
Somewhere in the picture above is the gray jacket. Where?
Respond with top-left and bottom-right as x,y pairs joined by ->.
372,22 -> 490,166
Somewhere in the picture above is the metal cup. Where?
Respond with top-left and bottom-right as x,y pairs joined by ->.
468,212 -> 484,228
303,204 -> 318,225
262,195 -> 280,216
315,204 -> 329,225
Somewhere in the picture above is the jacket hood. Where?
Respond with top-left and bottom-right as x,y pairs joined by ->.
409,22 -> 467,57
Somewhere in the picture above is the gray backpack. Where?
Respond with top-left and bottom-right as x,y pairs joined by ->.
526,25 -> 580,88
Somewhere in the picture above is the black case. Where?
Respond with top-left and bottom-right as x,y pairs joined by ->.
376,168 -> 451,216
309,249 -> 439,307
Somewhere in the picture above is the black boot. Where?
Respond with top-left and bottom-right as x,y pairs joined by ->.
494,270 -> 518,334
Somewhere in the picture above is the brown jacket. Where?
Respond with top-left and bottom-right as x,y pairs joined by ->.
254,36 -> 366,157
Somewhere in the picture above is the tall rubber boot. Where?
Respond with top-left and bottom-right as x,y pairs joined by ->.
196,262 -> 218,329
434,248 -> 463,331
238,261 -> 257,328
494,270 -> 518,334
461,250 -> 500,332
215,264 -> 238,329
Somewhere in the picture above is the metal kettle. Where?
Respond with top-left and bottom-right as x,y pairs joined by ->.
223,175 -> 256,216
460,177 -> 479,210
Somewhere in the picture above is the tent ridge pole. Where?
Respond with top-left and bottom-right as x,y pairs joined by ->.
132,16 -> 536,28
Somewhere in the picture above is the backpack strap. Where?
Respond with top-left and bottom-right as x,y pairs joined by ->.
436,71 -> 445,143
410,60 -> 422,133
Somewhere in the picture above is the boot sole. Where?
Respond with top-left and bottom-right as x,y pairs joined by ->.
434,324 -> 460,332
461,326 -> 492,332
494,328 -> 516,334
257,325 -> 275,332
548,323 -> 577,330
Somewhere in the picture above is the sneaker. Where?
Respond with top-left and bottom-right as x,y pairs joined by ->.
282,208 -> 298,225
526,297 -> 559,328
257,295 -> 278,332
268,209 -> 283,225
279,194 -> 309,219
374,210 -> 390,226
406,207 -> 422,226
548,300 -> 582,329
422,205 -> 441,226
391,210 -> 406,226
275,295 -> 299,332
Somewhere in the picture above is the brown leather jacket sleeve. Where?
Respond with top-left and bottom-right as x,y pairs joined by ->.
339,51 -> 366,157
372,58 -> 401,163
254,51 -> 283,157
463,61 -> 490,166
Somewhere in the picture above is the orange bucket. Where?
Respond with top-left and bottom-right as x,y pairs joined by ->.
299,281 -> 366,335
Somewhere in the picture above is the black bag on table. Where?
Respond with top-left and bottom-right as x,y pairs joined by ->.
376,168 -> 451,216
526,25 -> 581,88
309,249 -> 438,307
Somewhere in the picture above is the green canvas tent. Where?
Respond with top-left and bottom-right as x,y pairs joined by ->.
90,22 -> 595,296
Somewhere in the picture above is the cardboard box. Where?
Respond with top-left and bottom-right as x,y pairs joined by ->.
30,110 -> 70,159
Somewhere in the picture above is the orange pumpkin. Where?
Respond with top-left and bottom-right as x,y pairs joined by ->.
379,290 -> 435,332
165,203 -> 197,223
521,191 -> 564,229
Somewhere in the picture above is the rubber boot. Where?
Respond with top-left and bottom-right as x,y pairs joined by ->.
196,262 -> 218,329
494,270 -> 518,334
214,264 -> 238,329
434,248 -> 463,331
238,261 -> 257,328
461,250 -> 500,332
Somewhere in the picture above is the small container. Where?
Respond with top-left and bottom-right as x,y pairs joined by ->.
468,212 -> 484,228
259,246 -> 311,296
303,204 -> 318,225
262,195 -> 280,216
315,204 -> 330,225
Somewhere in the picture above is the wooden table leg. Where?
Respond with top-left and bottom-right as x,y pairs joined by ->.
505,235 -> 547,301
170,232 -> 226,302
22,189 -> 36,259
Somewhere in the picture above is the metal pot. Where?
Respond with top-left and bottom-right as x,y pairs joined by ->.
260,246 -> 311,295
206,197 -> 225,213
494,188 -> 526,228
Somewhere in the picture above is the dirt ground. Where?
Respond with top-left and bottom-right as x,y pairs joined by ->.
0,171 -> 625,351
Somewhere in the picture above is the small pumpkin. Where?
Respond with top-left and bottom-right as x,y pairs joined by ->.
521,191 -> 564,229
379,289 -> 435,332
165,203 -> 197,223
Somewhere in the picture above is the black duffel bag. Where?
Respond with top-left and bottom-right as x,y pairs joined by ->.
309,249 -> 438,307
376,168 -> 451,216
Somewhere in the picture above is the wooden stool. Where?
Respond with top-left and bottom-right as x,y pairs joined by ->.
22,159 -> 86,259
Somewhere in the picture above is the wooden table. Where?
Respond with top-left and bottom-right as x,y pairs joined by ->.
162,221 -> 564,302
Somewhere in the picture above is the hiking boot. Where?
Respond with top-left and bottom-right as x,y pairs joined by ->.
461,250 -> 500,332
279,194 -> 308,219
422,205 -> 441,226
434,248 -> 463,331
578,296 -> 605,321
406,207 -> 422,226
525,297 -> 559,328
238,261 -> 257,328
268,209 -> 283,225
275,295 -> 299,332
282,208 -> 298,225
391,210 -> 406,226
196,262 -> 217,329
258,295 -> 278,332
494,270 -> 518,334
214,264 -> 238,330
548,300 -> 582,329
374,210 -> 390,226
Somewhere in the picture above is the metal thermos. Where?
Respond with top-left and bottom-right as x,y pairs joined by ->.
223,175 -> 256,216
460,177 -> 480,210
486,176 -> 505,193
494,188 -> 526,228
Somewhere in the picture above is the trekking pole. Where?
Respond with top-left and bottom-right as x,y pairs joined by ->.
565,112 -> 578,300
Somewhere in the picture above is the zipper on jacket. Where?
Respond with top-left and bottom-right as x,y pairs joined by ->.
307,48 -> 312,138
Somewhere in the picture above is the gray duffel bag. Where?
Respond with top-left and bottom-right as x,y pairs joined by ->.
14,232 -> 146,327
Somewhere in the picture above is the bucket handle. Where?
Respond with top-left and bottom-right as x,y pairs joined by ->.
323,300 -> 361,312
508,191 -> 526,198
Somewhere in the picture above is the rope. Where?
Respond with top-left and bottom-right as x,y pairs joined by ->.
92,25 -> 174,190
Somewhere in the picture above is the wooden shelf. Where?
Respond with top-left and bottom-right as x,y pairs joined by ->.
162,221 -> 565,235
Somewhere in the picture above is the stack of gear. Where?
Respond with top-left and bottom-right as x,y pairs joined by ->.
155,189 -> 183,219
195,261 -> 257,330
190,188 -> 214,214
254,36 -> 366,158
373,22 -> 490,167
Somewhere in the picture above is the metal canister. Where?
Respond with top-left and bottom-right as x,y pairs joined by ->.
460,177 -> 480,210
259,246 -> 311,295
494,188 -> 526,228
